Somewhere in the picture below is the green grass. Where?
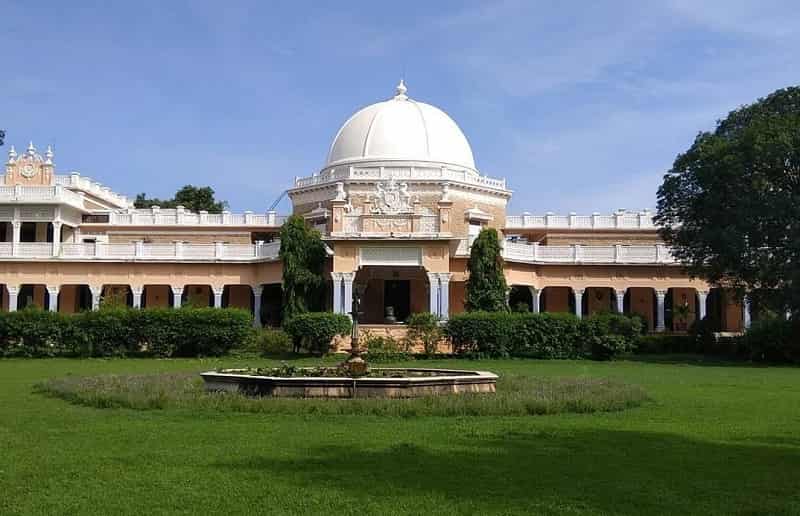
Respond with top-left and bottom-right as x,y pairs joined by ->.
36,372 -> 648,416
1,356 -> 799,515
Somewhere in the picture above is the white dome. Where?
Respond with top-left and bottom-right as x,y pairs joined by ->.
326,81 -> 476,170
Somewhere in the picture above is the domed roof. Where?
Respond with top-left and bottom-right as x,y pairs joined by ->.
326,80 -> 476,170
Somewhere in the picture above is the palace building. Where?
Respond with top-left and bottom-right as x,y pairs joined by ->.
0,81 -> 751,334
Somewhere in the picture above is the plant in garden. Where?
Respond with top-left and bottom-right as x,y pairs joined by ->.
279,215 -> 328,320
283,312 -> 351,355
465,227 -> 508,312
405,312 -> 442,355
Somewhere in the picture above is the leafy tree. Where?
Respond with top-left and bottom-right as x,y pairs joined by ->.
0,129 -> 5,147
134,185 -> 228,213
279,215 -> 327,320
655,86 -> 800,314
465,227 -> 508,312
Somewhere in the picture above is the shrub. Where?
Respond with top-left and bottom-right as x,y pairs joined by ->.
405,312 -> 442,355
744,318 -> 800,363
0,308 -> 71,357
635,334 -> 698,354
581,313 -> 643,360
284,312 -> 351,355
361,330 -> 411,362
252,328 -> 293,356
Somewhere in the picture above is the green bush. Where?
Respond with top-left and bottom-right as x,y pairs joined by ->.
361,330 -> 411,362
406,312 -> 442,355
252,328 -> 293,356
744,318 -> 800,363
634,334 -> 697,354
446,311 -> 641,360
284,312 -> 351,355
0,307 -> 252,358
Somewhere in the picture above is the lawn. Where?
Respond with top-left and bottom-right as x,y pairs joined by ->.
1,356 -> 799,515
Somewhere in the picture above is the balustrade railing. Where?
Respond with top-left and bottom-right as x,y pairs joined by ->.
505,211 -> 656,230
0,184 -> 85,208
456,239 -> 675,264
0,241 -> 281,261
294,164 -> 507,190
104,209 -> 286,227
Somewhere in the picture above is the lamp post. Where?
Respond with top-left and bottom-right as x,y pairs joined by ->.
343,283 -> 368,376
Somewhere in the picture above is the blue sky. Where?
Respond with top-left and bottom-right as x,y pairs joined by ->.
2,0 -> 799,213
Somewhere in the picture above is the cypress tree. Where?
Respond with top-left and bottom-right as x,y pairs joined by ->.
465,227 -> 508,312
279,215 -> 327,320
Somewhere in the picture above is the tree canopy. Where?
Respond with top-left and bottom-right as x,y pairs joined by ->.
279,215 -> 328,320
655,86 -> 800,314
0,129 -> 5,147
465,227 -> 508,312
134,185 -> 228,213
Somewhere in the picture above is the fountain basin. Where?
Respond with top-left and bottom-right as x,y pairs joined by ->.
200,368 -> 498,398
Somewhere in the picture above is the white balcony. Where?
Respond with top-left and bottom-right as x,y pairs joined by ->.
54,174 -> 132,208
0,185 -> 86,210
501,241 -> 674,264
105,209 -> 287,227
0,241 -> 281,262
294,164 -> 507,191
505,210 -> 656,230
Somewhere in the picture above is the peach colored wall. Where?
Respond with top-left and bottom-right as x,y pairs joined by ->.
543,287 -> 570,313
629,287 -> 654,330
144,285 -> 171,307
227,285 -> 252,310
108,232 -> 251,244
58,285 -> 78,313
409,278 -> 427,314
449,281 -> 466,315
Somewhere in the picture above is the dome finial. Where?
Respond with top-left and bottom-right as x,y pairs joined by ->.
394,79 -> 408,99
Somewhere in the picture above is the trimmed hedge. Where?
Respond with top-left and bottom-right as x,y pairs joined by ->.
446,311 -> 641,360
743,318 -> 800,363
0,307 -> 252,358
283,312 -> 351,355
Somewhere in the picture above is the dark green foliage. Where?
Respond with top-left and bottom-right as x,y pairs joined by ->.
279,215 -> 328,320
0,129 -> 5,146
465,228 -> 508,312
656,86 -> 800,313
134,185 -> 228,213
406,312 -> 442,355
252,328 -> 293,356
581,313 -> 643,360
634,334 -> 698,354
283,312 -> 351,355
0,307 -> 251,358
744,318 -> 800,363
361,331 -> 411,362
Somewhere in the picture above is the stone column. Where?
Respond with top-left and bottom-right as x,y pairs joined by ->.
697,290 -> 708,321
52,222 -> 62,256
170,286 -> 183,308
90,286 -> 103,311
427,272 -> 440,317
212,287 -> 224,308
743,295 -> 752,330
330,272 -> 343,314
131,287 -> 143,309
615,288 -> 626,314
655,290 -> 667,332
46,286 -> 59,312
252,285 -> 263,327
438,273 -> 451,320
573,288 -> 584,319
528,287 -> 541,313
11,221 -> 21,257
342,273 -> 355,318
7,286 -> 18,312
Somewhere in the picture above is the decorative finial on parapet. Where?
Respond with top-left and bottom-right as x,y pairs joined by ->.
394,79 -> 408,100
27,141 -> 36,156
45,145 -> 54,164
8,145 -> 17,163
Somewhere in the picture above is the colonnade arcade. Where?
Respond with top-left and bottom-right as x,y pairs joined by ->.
0,283 -> 283,327
508,285 -> 752,333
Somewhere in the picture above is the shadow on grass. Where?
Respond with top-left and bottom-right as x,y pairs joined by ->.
212,428 -> 800,515
625,353 -> 755,367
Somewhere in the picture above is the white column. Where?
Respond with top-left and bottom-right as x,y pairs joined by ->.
131,287 -> 143,309
170,285 -> 183,308
7,286 -> 19,312
573,288 -> 584,319
46,286 -> 59,312
330,272 -> 343,314
427,272 -> 440,317
615,288 -> 626,314
529,287 -> 541,313
655,290 -> 667,332
52,222 -> 62,256
11,221 -> 21,257
697,290 -> 708,321
743,295 -> 752,329
438,273 -> 451,321
341,273 -> 355,318
90,286 -> 103,310
212,287 -> 224,308
252,285 -> 263,327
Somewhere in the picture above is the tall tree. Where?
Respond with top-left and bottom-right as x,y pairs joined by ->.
279,215 -> 328,320
0,129 -> 5,147
135,185 -> 228,213
465,227 -> 508,312
655,86 -> 800,314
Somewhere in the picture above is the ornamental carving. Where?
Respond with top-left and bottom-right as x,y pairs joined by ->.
370,176 -> 412,215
